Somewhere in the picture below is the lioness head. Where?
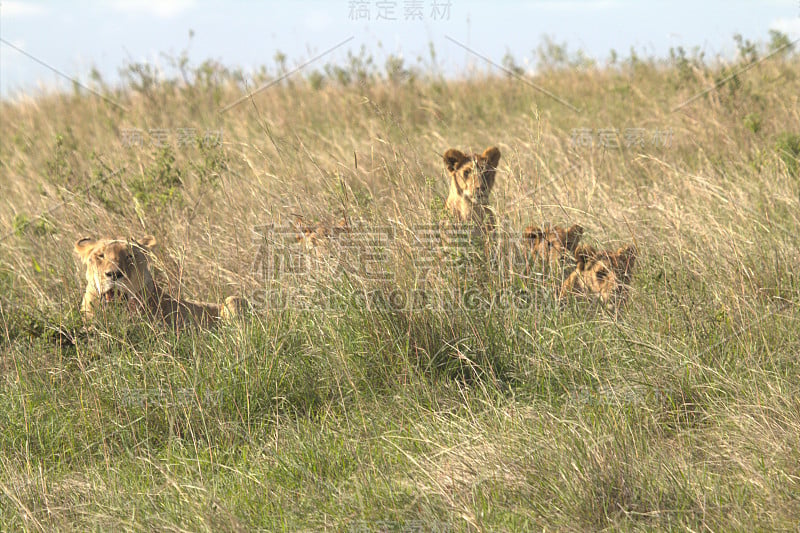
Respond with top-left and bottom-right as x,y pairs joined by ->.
443,146 -> 501,228
74,236 -> 156,318
566,243 -> 637,306
524,224 -> 584,267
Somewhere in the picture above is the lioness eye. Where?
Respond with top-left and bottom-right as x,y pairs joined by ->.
97,253 -> 104,259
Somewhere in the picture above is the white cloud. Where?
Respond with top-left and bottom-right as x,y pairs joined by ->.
109,0 -> 196,19
770,17 -> 800,38
0,1 -> 49,17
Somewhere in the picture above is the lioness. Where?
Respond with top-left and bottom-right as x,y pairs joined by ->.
75,236 -> 246,328
523,224 -> 584,268
443,146 -> 501,234
559,243 -> 637,309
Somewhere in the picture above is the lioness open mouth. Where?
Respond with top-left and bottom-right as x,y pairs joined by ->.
101,287 -> 127,304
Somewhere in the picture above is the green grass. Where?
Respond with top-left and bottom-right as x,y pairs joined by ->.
1,37 -> 800,531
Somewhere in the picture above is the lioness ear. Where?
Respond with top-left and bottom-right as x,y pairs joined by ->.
74,238 -> 97,263
135,235 -> 156,249
443,149 -> 466,173
481,146 -> 501,168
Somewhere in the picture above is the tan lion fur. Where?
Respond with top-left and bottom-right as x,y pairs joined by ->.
75,236 -> 246,328
293,216 -> 350,249
559,243 -> 637,309
523,224 -> 584,269
442,146 -> 501,235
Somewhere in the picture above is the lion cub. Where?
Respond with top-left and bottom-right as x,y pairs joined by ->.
559,243 -> 637,309
442,146 -> 501,234
75,236 -> 246,329
523,224 -> 584,269
293,216 -> 350,250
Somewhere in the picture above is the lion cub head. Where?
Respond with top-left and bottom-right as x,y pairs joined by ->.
561,243 -> 637,308
443,146 -> 501,230
524,224 -> 583,267
74,236 -> 157,318
293,216 -> 350,250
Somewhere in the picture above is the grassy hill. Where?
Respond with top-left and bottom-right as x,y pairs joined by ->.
1,37 -> 799,530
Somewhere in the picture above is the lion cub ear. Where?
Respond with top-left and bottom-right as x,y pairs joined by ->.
573,244 -> 595,267
134,235 -> 156,249
565,224 -> 584,252
523,226 -> 544,243
443,149 -> 467,173
619,244 -> 636,259
481,146 -> 501,168
615,245 -> 637,269
74,238 -> 98,263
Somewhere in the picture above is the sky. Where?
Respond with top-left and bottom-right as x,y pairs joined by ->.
1,0 -> 799,97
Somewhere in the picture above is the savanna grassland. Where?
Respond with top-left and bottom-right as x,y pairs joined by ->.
1,35 -> 799,531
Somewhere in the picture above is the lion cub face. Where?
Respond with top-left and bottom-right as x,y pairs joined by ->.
561,243 -> 637,307
524,224 -> 583,267
443,146 -> 501,228
74,236 -> 156,315
293,217 -> 350,250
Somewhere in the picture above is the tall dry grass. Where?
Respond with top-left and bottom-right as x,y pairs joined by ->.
0,38 -> 799,530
